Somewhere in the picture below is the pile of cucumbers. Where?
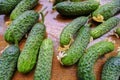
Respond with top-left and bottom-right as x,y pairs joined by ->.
0,0 -> 54,80
0,0 -> 120,80
56,0 -> 120,80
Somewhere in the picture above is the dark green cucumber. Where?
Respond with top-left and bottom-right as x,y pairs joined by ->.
90,17 -> 120,39
116,27 -> 120,37
4,10 -> 39,44
78,41 -> 114,80
0,0 -> 21,14
59,24 -> 90,66
102,52 -> 120,80
17,23 -> 45,73
60,16 -> 88,46
10,0 -> 38,20
55,1 -> 99,16
93,0 -> 120,22
0,45 -> 20,80
34,39 -> 53,80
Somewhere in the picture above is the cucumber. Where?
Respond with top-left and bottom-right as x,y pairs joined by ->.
78,41 -> 114,80
4,10 -> 39,44
17,23 -> 45,73
92,0 -> 120,22
116,27 -> 120,37
55,1 -> 99,16
102,52 -> 120,80
34,39 -> 53,80
60,16 -> 88,46
59,24 -> 90,66
10,0 -> 38,20
90,17 -> 120,39
0,0 -> 21,14
0,45 -> 20,80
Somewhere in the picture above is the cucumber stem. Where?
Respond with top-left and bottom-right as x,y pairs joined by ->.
38,7 -> 48,24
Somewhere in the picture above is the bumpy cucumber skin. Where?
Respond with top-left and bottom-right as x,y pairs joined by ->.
0,45 -> 20,80
90,17 -> 120,39
116,27 -> 120,36
10,0 -> 38,20
78,41 -> 114,80
4,10 -> 39,44
17,23 -> 45,73
0,0 -> 21,14
56,1 -> 99,16
102,56 -> 120,80
60,16 -> 88,46
93,0 -> 120,21
61,24 -> 91,66
34,39 -> 53,80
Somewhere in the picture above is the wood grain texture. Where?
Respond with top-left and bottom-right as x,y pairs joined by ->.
0,0 -> 120,80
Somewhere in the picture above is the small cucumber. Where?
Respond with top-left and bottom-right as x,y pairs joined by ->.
0,0 -> 21,14
58,24 -> 91,66
0,45 -> 20,80
60,16 -> 88,46
92,0 -> 120,22
10,0 -> 38,20
90,17 -> 120,39
78,41 -> 114,80
102,52 -> 120,80
34,39 -> 53,80
17,23 -> 45,73
116,27 -> 120,37
55,1 -> 99,16
4,10 -> 39,44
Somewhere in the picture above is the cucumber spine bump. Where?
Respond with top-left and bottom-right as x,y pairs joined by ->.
60,16 -> 88,46
90,17 -> 120,39
4,10 -> 39,44
0,45 -> 20,80
17,23 -> 45,73
78,41 -> 114,80
55,1 -> 99,16
58,24 -> 91,66
10,0 -> 38,20
34,39 -> 54,80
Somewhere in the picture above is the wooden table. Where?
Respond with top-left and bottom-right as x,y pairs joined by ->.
0,0 -> 120,80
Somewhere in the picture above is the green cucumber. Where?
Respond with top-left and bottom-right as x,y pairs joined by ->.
34,39 -> 53,80
78,41 -> 114,80
60,16 -> 88,46
0,45 -> 20,80
102,52 -> 120,80
59,24 -> 90,66
55,1 -> 99,16
0,0 -> 21,14
17,23 -> 45,73
92,0 -> 120,22
4,10 -> 39,44
116,27 -> 120,37
90,17 -> 120,39
10,0 -> 38,20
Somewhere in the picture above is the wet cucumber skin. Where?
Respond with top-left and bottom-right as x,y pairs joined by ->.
93,0 -> 120,21
60,16 -> 88,46
0,0 -> 21,14
61,24 -> 91,66
78,41 -> 114,80
102,56 -> 120,80
0,45 -> 20,80
56,1 -> 99,16
34,39 -> 53,80
90,17 -> 120,39
17,23 -> 45,73
10,0 -> 38,20
4,10 -> 39,44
